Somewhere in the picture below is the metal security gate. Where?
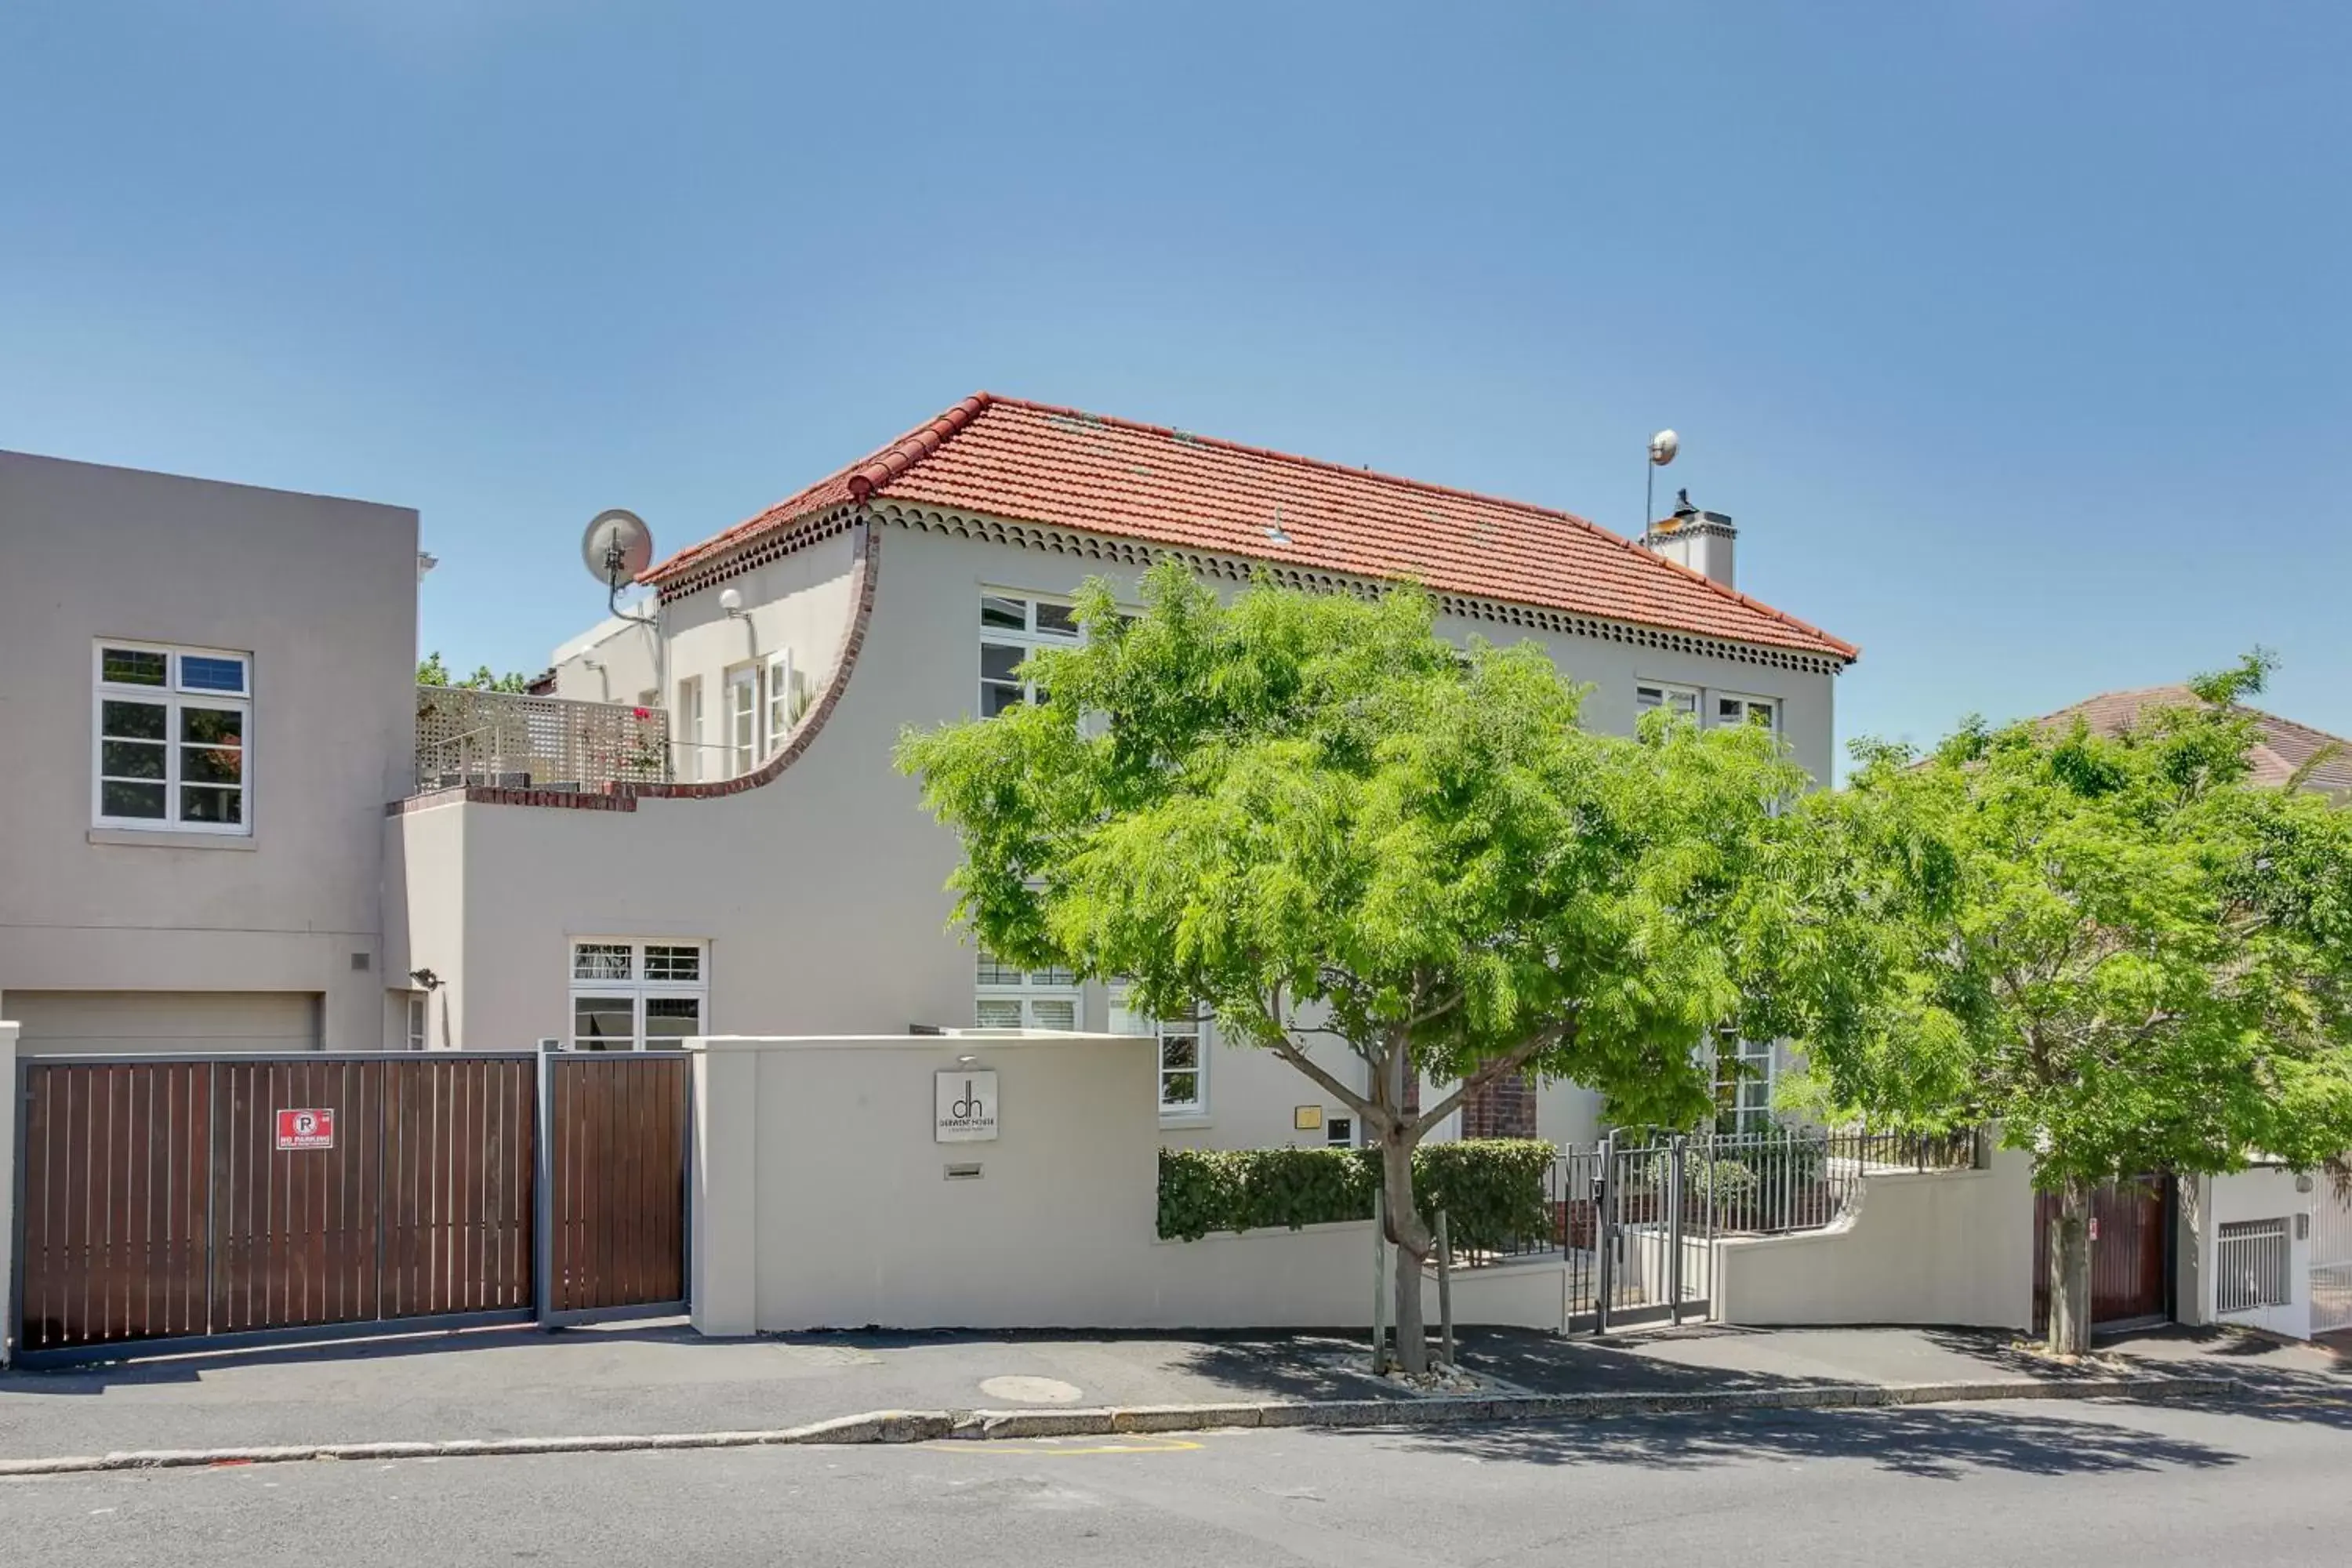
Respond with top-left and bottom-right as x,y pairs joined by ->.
540,1054 -> 690,1325
13,1050 -> 691,1366
2311,1182 -> 2352,1336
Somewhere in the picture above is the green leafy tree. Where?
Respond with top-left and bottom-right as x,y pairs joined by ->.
417,652 -> 530,693
898,561 -> 1802,1372
1748,655 -> 2352,1355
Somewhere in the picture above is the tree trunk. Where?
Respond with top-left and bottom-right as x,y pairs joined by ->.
2047,1174 -> 2094,1357
1381,1123 -> 1434,1374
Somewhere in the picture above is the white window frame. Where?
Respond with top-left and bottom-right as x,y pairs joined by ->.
1713,692 -> 1780,733
764,648 -> 797,753
975,949 -> 1083,1033
1111,985 -> 1210,1120
92,641 -> 253,835
1712,1038 -> 1777,1134
1636,681 -> 1700,720
568,938 -> 710,1051
978,593 -> 1080,717
677,677 -> 704,782
725,665 -> 759,777
405,992 -> 430,1052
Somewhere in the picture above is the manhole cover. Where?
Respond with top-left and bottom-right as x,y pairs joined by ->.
978,1375 -> 1084,1404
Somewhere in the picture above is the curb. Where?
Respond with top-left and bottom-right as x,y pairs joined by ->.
0,1375 -> 2236,1479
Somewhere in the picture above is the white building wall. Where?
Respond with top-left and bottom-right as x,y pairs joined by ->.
2183,1167 -> 2316,1341
397,517 -> 1841,1145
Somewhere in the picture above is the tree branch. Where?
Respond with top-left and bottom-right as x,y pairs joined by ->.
1268,1033 -> 1376,1120
1410,1027 -> 1563,1138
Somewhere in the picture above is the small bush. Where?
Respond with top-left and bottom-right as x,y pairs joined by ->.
1157,1138 -> 1553,1250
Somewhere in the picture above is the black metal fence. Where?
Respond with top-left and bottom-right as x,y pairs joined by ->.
1451,1125 -> 1982,1332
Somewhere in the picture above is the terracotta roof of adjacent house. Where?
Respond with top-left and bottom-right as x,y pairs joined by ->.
642,393 -> 1859,662
2041,685 -> 2352,797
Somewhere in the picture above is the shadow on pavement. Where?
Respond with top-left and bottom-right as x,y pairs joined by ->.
1385,1401 -> 2245,1480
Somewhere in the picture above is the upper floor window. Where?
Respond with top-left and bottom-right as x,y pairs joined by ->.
975,949 -> 1080,1031
1111,986 -> 1210,1119
726,665 -> 759,777
765,650 -> 798,750
569,938 -> 707,1050
93,642 -> 251,834
1716,695 -> 1778,732
1636,682 -> 1700,719
1712,1038 -> 1777,1134
979,595 -> 1079,717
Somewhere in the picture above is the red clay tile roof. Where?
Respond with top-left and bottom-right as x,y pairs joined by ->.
644,393 -> 1859,662
2041,685 -> 2352,797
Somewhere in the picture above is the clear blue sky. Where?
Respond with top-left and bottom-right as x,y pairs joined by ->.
5,2 -> 2345,762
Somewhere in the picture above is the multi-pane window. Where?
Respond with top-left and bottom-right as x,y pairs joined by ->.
1715,695 -> 1778,731
979,595 -> 1080,717
1636,682 -> 1700,719
406,993 -> 429,1052
727,666 -> 759,777
677,677 -> 704,782
1327,1116 -> 1356,1148
765,650 -> 797,750
568,939 -> 708,1051
93,643 -> 251,833
975,949 -> 1081,1032
1111,986 -> 1209,1117
1712,1038 -> 1777,1133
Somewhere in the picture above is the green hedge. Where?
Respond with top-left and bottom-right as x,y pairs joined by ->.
1157,1139 -> 1555,1252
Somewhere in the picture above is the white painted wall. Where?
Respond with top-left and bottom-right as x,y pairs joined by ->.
688,1033 -> 1567,1334
398,517 -> 1841,1142
2182,1167 -> 2314,1341
1710,1142 -> 2034,1330
0,452 -> 418,1052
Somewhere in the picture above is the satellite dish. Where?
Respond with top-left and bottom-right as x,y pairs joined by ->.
1649,430 -> 1680,467
581,509 -> 654,590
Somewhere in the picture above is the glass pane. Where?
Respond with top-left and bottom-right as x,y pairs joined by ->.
1748,704 -> 1774,728
981,596 -> 1027,630
1158,1031 -> 1200,1071
1327,1117 -> 1353,1146
645,996 -> 702,1043
981,643 -> 1025,682
975,999 -> 1024,1029
573,995 -> 635,1047
101,700 -> 167,741
101,648 -> 167,686
644,944 -> 701,982
975,951 -> 1023,985
573,942 -> 633,982
1034,602 -> 1078,637
182,742 -> 242,784
1160,1071 -> 1200,1107
982,682 -> 1024,718
101,739 -> 165,779
180,786 -> 243,824
1031,965 -> 1075,986
181,706 -> 244,745
179,655 -> 248,694
100,780 -> 166,818
1030,999 -> 1076,1032
1637,687 -> 1662,710
1719,699 -> 1743,723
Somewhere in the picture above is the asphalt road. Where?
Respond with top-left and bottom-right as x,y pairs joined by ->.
8,1396 -> 2350,1566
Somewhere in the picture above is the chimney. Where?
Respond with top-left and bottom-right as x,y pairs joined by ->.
1646,492 -> 1736,588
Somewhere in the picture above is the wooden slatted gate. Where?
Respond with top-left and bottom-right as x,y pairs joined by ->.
541,1054 -> 690,1325
2033,1175 -> 2173,1335
11,1051 -> 691,1365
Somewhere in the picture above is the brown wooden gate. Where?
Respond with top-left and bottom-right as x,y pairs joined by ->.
542,1054 -> 690,1323
14,1053 -> 539,1363
2033,1175 -> 2172,1334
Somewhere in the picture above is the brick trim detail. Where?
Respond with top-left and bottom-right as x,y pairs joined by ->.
387,522 -> 883,817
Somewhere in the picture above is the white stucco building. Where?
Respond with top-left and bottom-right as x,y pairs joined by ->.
386,392 -> 1860,1150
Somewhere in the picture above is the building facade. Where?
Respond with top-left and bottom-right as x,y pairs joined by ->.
0,450 -> 420,1055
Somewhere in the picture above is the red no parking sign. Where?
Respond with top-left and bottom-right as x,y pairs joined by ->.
275,1108 -> 335,1150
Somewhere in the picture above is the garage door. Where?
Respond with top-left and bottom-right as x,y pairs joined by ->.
8,991 -> 321,1056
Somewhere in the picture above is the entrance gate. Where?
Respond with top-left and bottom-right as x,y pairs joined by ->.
2032,1176 -> 2172,1334
11,1051 -> 691,1366
2311,1182 -> 2352,1337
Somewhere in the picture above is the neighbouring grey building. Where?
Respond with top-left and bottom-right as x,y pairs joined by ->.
0,450 -> 419,1055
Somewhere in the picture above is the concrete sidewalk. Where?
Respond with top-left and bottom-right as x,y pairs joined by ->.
0,1319 -> 2322,1465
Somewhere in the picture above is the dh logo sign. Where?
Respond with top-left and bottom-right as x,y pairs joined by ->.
935,1069 -> 999,1143
275,1108 -> 336,1151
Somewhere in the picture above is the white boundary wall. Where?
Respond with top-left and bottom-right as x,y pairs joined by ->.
1710,1142 -> 2034,1330
688,1033 -> 1564,1335
2178,1167 -> 2315,1340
